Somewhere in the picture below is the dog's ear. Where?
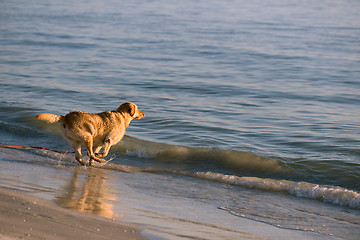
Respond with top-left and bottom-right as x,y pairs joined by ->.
118,102 -> 136,117
129,104 -> 136,117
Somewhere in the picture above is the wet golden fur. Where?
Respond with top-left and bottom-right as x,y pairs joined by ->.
36,102 -> 144,165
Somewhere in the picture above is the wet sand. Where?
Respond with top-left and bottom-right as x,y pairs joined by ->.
0,188 -> 145,240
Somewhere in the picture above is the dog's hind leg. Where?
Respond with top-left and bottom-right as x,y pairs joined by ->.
62,128 -> 85,166
68,140 -> 85,165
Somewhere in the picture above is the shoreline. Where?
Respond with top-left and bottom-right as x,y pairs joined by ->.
0,188 -> 146,240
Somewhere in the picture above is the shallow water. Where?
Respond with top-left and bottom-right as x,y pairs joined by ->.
1,0 -> 360,239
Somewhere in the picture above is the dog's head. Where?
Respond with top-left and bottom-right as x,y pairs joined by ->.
117,102 -> 144,119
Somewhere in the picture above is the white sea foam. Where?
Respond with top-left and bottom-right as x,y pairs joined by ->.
192,172 -> 360,209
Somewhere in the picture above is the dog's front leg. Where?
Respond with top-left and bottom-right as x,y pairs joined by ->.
94,145 -> 103,157
84,136 -> 105,166
100,139 -> 112,158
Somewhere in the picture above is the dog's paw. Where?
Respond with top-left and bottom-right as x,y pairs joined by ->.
96,158 -> 105,163
92,156 -> 105,163
76,158 -> 86,166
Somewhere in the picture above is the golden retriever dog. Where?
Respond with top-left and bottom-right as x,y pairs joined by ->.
36,102 -> 144,166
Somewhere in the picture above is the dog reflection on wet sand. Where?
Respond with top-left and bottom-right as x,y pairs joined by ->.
55,168 -> 115,218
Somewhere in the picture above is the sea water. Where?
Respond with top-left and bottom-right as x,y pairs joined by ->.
0,0 -> 360,239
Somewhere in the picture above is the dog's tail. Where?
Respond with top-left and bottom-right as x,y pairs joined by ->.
36,113 -> 64,123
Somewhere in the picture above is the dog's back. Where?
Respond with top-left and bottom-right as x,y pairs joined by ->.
63,111 -> 120,139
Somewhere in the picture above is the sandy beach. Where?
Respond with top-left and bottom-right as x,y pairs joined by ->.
0,188 -> 145,240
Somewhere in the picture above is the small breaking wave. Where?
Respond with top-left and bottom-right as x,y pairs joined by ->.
100,162 -> 360,209
192,172 -> 360,209
113,136 -> 360,191
113,136 -> 291,177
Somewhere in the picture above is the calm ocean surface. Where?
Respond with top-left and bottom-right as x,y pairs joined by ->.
1,0 -> 360,239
